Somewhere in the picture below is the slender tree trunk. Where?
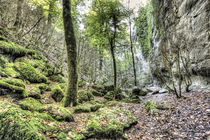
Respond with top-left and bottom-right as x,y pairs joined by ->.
48,0 -> 56,30
99,48 -> 103,71
129,21 -> 137,86
14,0 -> 24,27
110,40 -> 117,89
63,0 -> 78,107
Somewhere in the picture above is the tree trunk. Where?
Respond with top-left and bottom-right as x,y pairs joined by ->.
110,39 -> 117,89
129,21 -> 137,86
99,48 -> 103,71
48,0 -> 56,30
63,0 -> 78,107
14,0 -> 24,27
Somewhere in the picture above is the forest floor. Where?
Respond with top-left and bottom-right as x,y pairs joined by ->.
64,91 -> 210,140
123,91 -> 210,140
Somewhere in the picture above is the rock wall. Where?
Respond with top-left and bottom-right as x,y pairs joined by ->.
150,0 -> 210,90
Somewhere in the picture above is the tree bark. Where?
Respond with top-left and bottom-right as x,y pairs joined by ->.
63,0 -> 78,107
129,21 -> 137,86
110,39 -> 117,89
14,0 -> 24,27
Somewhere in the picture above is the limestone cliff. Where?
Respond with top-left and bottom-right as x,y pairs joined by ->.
150,0 -> 210,90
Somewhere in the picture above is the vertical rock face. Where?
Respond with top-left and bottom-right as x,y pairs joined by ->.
150,0 -> 210,88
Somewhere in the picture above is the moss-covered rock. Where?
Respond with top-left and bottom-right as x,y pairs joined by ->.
78,90 -> 94,104
15,62 -> 48,83
39,83 -> 51,93
0,40 -> 38,58
0,101 -> 58,140
45,105 -> 74,122
104,91 -> 114,101
90,104 -> 103,112
90,89 -> 103,97
28,87 -> 41,99
74,106 -> 91,113
51,85 -> 64,102
19,97 -> 45,112
32,60 -> 54,77
49,75 -> 65,83
2,78 -> 25,88
104,84 -> 114,92
83,107 -> 137,138
4,64 -> 20,78
0,80 -> 28,98
92,85 -> 106,94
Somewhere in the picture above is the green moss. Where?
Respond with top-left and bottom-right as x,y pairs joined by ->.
78,80 -> 86,87
51,85 -> 64,102
0,101 -> 58,140
49,75 -> 65,83
92,85 -> 106,94
28,87 -> 41,99
32,60 -> 54,77
4,67 -> 20,78
91,89 -> 103,97
104,91 -> 114,101
14,62 -> 48,83
45,105 -> 74,122
74,106 -> 91,113
121,98 -> 142,103
72,132 -> 85,140
78,90 -> 94,104
144,101 -> 158,114
39,83 -> 51,92
57,132 -> 68,140
0,40 -> 38,57
0,80 -> 28,98
2,78 -> 25,88
105,101 -> 119,107
90,104 -> 103,112
0,55 -> 7,67
84,107 -> 137,138
19,98 -> 45,112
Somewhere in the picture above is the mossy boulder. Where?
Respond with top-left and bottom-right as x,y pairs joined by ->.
83,107 -> 137,138
4,65 -> 20,78
28,87 -> 41,99
104,84 -> 114,92
32,60 -> 54,77
0,101 -> 59,140
92,85 -> 106,94
39,83 -> 51,93
78,90 -> 94,104
73,103 -> 103,113
90,89 -> 103,97
2,78 -> 25,88
49,75 -> 65,83
51,85 -> 64,102
19,97 -> 45,112
45,105 -> 74,122
132,87 -> 147,96
15,62 -> 48,83
0,40 -> 38,58
74,106 -> 91,113
104,91 -> 114,101
0,80 -> 28,98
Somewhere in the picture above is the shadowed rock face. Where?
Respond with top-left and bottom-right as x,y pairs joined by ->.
150,0 -> 210,87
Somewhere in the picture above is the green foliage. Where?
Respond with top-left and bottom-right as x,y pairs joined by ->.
0,101 -> 58,140
14,62 -> 48,83
78,80 -> 86,87
19,98 -> 45,112
0,40 -> 38,57
144,100 -> 158,114
77,90 -> 94,104
84,107 -> 137,138
0,80 -> 28,98
135,2 -> 153,58
2,78 -> 25,88
51,85 -> 64,102
57,132 -> 68,140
